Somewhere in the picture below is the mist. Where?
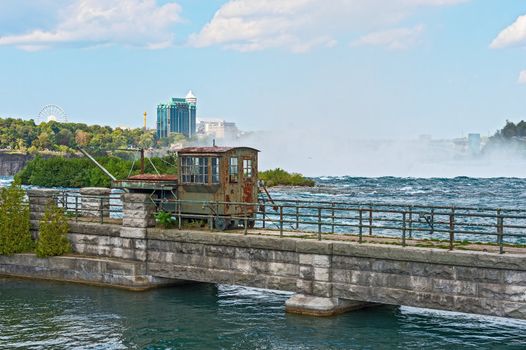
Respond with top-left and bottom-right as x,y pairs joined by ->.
221,128 -> 526,178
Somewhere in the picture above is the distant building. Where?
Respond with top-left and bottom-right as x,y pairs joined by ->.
468,133 -> 481,154
156,91 -> 197,139
197,120 -> 239,140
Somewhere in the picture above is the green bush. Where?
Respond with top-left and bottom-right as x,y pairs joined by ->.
259,168 -> 315,187
0,180 -> 33,255
155,210 -> 176,229
15,154 -> 178,188
35,201 -> 71,258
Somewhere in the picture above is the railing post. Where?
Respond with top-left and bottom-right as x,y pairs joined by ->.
449,208 -> 455,250
408,206 -> 413,239
358,209 -> 363,243
402,212 -> 407,247
177,200 -> 182,230
209,202 -> 214,231
331,203 -> 335,234
99,197 -> 103,224
369,205 -> 373,236
279,205 -> 284,237
429,209 -> 435,235
497,209 -> 504,254
243,205 -> 248,235
262,204 -> 266,229
75,195 -> 79,222
295,200 -> 299,230
318,207 -> 322,240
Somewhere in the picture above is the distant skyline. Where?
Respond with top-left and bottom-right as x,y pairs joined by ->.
1,1 -> 526,139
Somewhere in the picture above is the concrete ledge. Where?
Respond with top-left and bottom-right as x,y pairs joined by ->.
285,294 -> 377,316
0,254 -> 180,291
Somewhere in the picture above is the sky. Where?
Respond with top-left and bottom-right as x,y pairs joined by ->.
1,0 -> 526,140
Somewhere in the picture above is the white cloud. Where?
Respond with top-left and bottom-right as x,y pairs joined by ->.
518,70 -> 526,84
0,0 -> 182,50
189,0 -> 467,52
491,14 -> 526,49
351,25 -> 424,50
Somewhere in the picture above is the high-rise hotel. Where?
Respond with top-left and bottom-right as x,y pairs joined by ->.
156,91 -> 197,139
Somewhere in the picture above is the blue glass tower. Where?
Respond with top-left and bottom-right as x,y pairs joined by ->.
156,91 -> 197,139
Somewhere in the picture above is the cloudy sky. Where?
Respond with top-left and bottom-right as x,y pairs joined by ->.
0,0 -> 525,139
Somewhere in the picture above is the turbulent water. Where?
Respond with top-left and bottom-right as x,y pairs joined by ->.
271,176 -> 526,209
2,176 -> 526,349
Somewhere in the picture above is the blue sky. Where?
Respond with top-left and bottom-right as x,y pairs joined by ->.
1,0 -> 526,139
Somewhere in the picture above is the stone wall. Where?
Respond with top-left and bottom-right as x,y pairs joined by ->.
0,253 -> 177,290
28,190 -> 151,262
145,229 -> 526,319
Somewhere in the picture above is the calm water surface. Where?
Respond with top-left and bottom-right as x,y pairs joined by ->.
2,278 -> 526,349
2,176 -> 526,349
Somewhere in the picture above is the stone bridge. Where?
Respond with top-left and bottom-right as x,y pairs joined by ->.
2,189 -> 526,319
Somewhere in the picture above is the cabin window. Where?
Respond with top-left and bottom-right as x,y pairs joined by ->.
243,159 -> 252,179
229,157 -> 238,182
211,157 -> 220,184
181,156 -> 209,184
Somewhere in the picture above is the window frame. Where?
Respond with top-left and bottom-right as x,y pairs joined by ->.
181,156 -> 209,184
229,157 -> 239,183
243,159 -> 253,179
211,157 -> 220,184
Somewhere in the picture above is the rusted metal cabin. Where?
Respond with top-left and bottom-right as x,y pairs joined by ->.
111,146 -> 259,229
177,146 -> 259,228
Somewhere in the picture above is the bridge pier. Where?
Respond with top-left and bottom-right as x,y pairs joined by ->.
285,294 -> 377,316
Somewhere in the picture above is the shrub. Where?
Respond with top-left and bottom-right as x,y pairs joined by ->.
259,168 -> 315,187
155,210 -> 176,229
36,201 -> 71,258
0,180 -> 33,255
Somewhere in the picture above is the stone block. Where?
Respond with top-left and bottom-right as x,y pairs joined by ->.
313,255 -> 330,268
332,256 -> 371,270
299,265 -> 313,280
285,294 -> 374,316
296,240 -> 332,255
296,279 -> 313,294
432,278 -> 478,297
120,227 -> 147,239
313,267 -> 330,282
268,262 -> 298,277
299,253 -> 313,266
233,259 -> 252,273
266,275 -> 297,292
312,281 -> 333,297
272,250 -> 298,264
134,239 -> 147,250
205,245 -> 236,259
332,269 -> 351,284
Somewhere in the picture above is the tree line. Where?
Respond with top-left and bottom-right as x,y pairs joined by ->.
0,117 -> 186,154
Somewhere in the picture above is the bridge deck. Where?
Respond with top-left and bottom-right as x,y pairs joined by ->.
218,228 -> 526,255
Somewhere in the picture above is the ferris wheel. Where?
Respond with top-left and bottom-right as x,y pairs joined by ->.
38,104 -> 68,123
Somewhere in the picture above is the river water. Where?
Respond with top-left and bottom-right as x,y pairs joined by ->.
2,176 -> 526,349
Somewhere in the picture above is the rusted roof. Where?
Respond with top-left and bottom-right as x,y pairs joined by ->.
177,146 -> 259,154
127,174 -> 178,181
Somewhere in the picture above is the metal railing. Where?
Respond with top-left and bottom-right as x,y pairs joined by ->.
32,190 -> 526,253
52,191 -> 124,224
152,197 -> 526,254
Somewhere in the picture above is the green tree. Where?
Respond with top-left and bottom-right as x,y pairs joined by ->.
0,180 -> 32,255
35,201 -> 71,258
56,129 -> 74,147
